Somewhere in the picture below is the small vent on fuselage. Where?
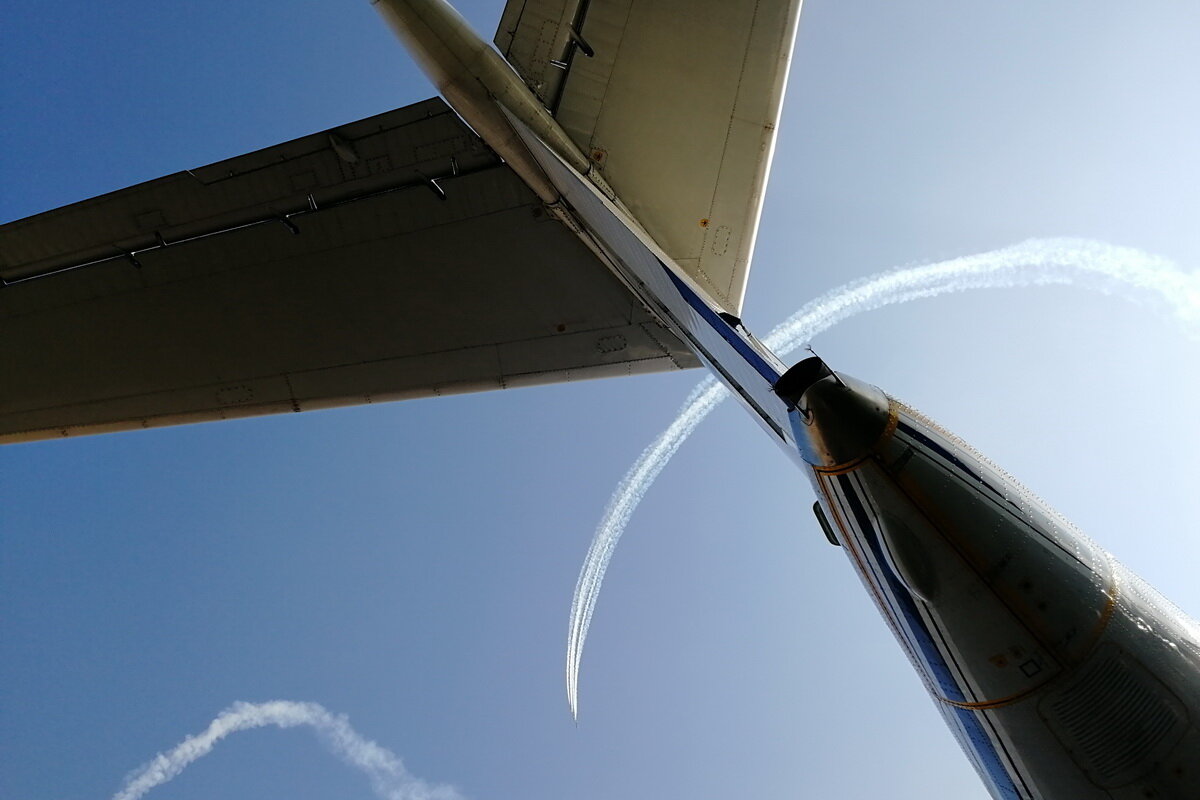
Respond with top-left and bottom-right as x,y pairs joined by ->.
1040,644 -> 1186,788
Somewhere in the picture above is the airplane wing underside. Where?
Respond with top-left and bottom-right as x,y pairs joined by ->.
495,0 -> 803,315
0,97 -> 697,444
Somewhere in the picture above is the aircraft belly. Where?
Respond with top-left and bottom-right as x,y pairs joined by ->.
811,401 -> 1200,799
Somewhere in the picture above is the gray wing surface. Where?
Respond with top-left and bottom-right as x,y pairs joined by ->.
0,97 -> 697,444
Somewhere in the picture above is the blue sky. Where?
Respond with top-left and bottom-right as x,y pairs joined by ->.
4,2 -> 1200,799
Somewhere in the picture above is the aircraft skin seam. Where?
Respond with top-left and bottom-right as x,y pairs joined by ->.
635,319 -> 689,369
872,451 -> 1072,674
891,425 -> 1083,567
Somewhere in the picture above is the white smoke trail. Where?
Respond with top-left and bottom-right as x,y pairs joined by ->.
113,700 -> 462,800
566,237 -> 1200,718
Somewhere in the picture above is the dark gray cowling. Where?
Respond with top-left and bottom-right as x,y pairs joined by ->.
775,357 -> 890,467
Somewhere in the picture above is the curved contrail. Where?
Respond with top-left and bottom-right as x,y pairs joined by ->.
113,700 -> 462,800
566,237 -> 1200,718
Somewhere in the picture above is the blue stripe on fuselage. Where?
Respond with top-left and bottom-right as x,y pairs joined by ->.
837,474 -> 1023,799
660,266 -> 781,385
895,422 -> 1005,501
839,478 -> 968,702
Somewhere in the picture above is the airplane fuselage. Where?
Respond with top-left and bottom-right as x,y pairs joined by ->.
784,363 -> 1200,798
